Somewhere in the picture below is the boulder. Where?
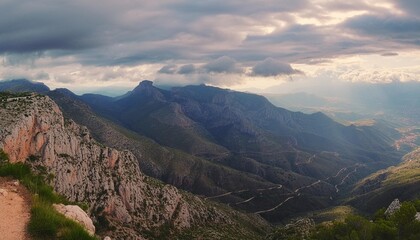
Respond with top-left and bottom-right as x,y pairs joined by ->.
53,204 -> 95,236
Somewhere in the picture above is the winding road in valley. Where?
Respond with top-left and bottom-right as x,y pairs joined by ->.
204,185 -> 283,200
251,163 -> 365,214
334,164 -> 364,193
205,160 -> 366,215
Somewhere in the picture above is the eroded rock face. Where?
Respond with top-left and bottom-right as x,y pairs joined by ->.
0,94 -> 265,239
385,198 -> 401,216
53,204 -> 96,236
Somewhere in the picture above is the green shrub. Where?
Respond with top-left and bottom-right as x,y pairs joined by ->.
28,200 -> 62,237
0,149 -> 9,164
0,163 -> 31,178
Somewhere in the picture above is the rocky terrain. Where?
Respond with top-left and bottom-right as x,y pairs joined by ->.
0,92 -> 269,239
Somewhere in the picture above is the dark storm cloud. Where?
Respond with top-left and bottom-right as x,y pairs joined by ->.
396,0 -> 420,16
158,64 -> 178,74
251,58 -> 302,77
1,0 -> 419,84
110,49 -> 186,66
167,0 -> 309,17
177,64 -> 196,75
203,56 -> 243,74
343,14 -> 420,45
0,0 -> 108,53
243,24 -> 366,63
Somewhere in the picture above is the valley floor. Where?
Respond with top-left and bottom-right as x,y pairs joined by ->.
0,178 -> 31,240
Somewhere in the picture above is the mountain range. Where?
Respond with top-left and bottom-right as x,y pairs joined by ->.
0,79 -> 417,229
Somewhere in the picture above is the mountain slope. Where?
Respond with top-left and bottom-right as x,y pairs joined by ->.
77,80 -> 403,221
0,79 -> 50,93
0,92 -> 269,239
349,147 -> 420,213
49,88 -> 320,223
48,89 -> 280,194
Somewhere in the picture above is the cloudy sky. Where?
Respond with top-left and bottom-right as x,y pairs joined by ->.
0,0 -> 419,94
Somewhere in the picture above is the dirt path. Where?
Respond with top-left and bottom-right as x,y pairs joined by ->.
0,178 -> 31,240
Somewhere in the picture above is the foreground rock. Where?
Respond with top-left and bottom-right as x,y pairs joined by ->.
53,204 -> 95,236
0,93 -> 269,239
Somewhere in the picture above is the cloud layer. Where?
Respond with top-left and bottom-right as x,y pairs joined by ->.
0,0 -> 419,89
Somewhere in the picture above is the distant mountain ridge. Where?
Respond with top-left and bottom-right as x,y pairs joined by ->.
0,79 -> 50,93
265,82 -> 420,125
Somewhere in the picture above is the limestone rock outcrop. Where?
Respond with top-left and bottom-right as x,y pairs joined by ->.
53,204 -> 95,236
385,198 -> 401,216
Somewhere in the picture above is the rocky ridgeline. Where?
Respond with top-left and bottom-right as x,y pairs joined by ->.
0,94 -> 267,239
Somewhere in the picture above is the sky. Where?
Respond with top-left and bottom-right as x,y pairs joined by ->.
0,0 -> 419,95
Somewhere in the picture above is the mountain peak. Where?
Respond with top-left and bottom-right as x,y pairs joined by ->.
122,80 -> 167,102
138,80 -> 154,87
132,80 -> 156,92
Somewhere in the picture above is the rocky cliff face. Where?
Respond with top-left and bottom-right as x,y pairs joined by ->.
0,93 -> 268,239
